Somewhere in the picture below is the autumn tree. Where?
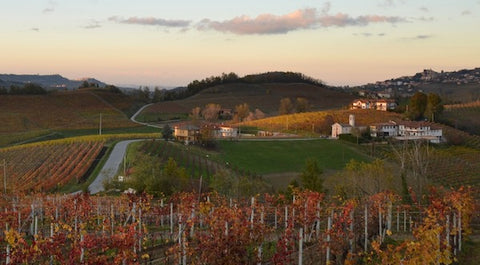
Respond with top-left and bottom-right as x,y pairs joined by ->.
299,158 -> 323,192
234,103 -> 250,122
407,92 -> 427,120
190,106 -> 201,122
279,98 -> 293,115
295,97 -> 310,113
425,93 -> 443,121
202,103 -> 221,122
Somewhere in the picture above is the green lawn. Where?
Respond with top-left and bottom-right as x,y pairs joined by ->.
216,139 -> 371,175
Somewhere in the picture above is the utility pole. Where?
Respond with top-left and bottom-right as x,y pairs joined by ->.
3,159 -> 6,195
99,113 -> 102,135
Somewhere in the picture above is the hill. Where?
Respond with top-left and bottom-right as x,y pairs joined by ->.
140,82 -> 355,122
241,109 -> 403,136
0,89 -> 142,146
0,74 -> 106,90
355,67 -> 480,103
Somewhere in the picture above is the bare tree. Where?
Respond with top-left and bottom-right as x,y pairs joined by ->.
234,103 -> 250,122
279,98 -> 293,115
202,103 -> 221,122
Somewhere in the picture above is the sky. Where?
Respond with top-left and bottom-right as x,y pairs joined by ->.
1,0 -> 480,87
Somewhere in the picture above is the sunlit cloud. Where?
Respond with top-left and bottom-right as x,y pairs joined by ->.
197,8 -> 318,35
109,16 -> 191,28
197,8 -> 407,35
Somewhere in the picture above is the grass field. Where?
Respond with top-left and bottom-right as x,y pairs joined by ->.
215,139 -> 371,175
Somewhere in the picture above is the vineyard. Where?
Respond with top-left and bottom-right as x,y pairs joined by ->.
0,90 -> 141,146
0,134 -> 161,193
0,187 -> 475,264
137,140 -> 225,180
442,100 -> 480,135
240,109 -> 403,136
0,139 -> 105,192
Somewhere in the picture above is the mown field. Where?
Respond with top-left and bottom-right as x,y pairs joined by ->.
215,139 -> 371,175
141,82 -> 355,120
0,89 -> 143,146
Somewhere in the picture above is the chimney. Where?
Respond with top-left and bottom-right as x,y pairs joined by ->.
349,114 -> 355,127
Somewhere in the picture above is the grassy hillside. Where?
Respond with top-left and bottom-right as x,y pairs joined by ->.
0,89 -> 143,146
241,109 -> 403,136
140,82 -> 355,121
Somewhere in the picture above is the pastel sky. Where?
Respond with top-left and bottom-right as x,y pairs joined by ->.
1,0 -> 480,87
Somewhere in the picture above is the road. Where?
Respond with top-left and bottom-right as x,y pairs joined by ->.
130,103 -> 162,128
88,139 -> 145,194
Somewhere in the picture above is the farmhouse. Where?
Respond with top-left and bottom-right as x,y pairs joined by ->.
174,123 -> 200,144
216,125 -> 239,138
370,121 -> 398,137
351,99 -> 397,111
370,121 -> 443,143
331,114 -> 366,138
396,121 -> 443,143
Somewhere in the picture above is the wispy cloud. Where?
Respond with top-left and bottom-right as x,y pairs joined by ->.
354,32 -> 387,37
414,16 -> 435,22
379,0 -> 406,8
84,20 -> 101,29
196,8 -> 407,35
461,10 -> 472,16
42,1 -> 57,14
109,16 -> 191,28
414,34 -> 433,40
419,6 -> 429,12
31,28 -> 40,32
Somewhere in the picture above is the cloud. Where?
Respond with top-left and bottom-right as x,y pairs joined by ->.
419,6 -> 429,12
31,28 -> 40,32
109,16 -> 191,28
197,8 -> 407,35
461,10 -> 472,16
415,34 -> 433,39
414,16 -> 435,22
42,1 -> 57,14
354,32 -> 387,37
197,8 -> 318,35
84,20 -> 101,29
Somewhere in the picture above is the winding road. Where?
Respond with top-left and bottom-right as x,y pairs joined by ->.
88,105 -> 156,194
88,139 -> 145,194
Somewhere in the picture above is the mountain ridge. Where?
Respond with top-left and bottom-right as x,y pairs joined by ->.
0,74 -> 106,90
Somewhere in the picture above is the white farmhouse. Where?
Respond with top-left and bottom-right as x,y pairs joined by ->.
396,121 -> 443,143
370,121 -> 398,137
331,114 -> 355,138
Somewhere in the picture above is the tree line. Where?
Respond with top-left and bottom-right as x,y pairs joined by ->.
0,83 -> 48,95
151,71 -> 325,102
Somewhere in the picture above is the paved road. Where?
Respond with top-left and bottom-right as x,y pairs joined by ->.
130,103 -> 162,128
88,139 -> 145,194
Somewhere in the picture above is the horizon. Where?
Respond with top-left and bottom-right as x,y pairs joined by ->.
2,1 -> 480,87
